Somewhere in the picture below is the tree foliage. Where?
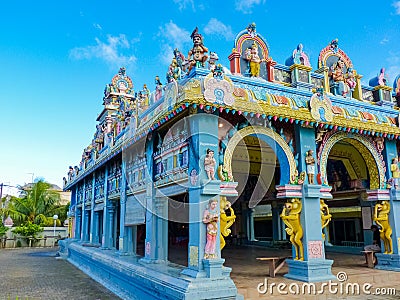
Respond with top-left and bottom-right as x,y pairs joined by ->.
0,224 -> 9,237
7,180 -> 61,226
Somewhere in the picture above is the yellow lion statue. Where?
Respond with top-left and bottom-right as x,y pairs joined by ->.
374,201 -> 393,254
280,198 -> 304,260
220,196 -> 236,250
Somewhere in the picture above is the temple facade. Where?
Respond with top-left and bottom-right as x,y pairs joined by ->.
60,24 -> 400,299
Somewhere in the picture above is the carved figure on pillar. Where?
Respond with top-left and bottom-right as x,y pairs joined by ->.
220,196 -> 236,250
280,199 -> 304,260
390,157 -> 400,189
305,150 -> 315,184
204,149 -> 216,180
374,201 -> 393,254
203,198 -> 219,259
188,27 -> 208,71
320,200 -> 332,239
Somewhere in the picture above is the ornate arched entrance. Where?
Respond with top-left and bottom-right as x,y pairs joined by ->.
319,132 -> 385,189
223,125 -> 296,186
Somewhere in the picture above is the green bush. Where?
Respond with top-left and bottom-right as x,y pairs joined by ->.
0,224 -> 9,237
12,222 -> 43,238
16,240 -> 22,247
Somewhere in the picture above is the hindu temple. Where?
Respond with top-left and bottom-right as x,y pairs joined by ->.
60,23 -> 400,299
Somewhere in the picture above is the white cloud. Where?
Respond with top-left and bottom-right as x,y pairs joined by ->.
69,34 -> 137,68
203,18 -> 234,41
393,1 -> 400,15
172,0 -> 195,11
156,21 -> 191,65
93,23 -> 102,30
235,0 -> 265,14
380,38 -> 389,45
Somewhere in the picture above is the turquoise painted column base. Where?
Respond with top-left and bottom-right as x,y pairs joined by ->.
375,253 -> 400,272
284,259 -> 335,282
203,258 -> 225,278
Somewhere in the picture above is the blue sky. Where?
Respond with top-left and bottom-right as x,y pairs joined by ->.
0,0 -> 399,194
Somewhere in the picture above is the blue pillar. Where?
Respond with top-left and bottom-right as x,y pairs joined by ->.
248,207 -> 256,241
284,125 -> 334,282
118,161 -> 128,254
101,167 -> 109,248
141,134 -> 167,263
81,180 -> 88,241
272,201 -> 283,241
75,208 -> 82,240
376,139 -> 400,271
89,173 -> 96,243
155,196 -> 168,261
181,113 -> 225,278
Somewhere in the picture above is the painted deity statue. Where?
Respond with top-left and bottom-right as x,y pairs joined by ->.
203,198 -> 219,259
292,43 -> 311,66
220,196 -> 236,250
204,148 -> 216,180
305,149 -> 315,184
244,42 -> 263,77
166,58 -> 181,83
208,51 -> 219,72
154,76 -> 163,101
187,27 -> 208,71
374,201 -> 393,254
378,67 -> 387,86
173,48 -> 186,72
329,59 -> 350,97
320,200 -> 332,239
280,199 -> 304,260
390,157 -> 400,189
345,67 -> 357,90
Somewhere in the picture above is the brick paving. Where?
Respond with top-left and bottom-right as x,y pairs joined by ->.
0,247 -> 120,300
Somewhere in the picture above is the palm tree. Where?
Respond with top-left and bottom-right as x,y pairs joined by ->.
8,180 -> 61,226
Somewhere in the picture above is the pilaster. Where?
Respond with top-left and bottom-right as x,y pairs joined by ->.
118,161 -> 128,255
284,184 -> 335,282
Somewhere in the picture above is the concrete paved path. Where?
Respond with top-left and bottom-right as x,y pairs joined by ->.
0,247 -> 120,300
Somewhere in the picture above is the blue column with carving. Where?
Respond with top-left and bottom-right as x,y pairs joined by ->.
182,113 -> 225,278
141,133 -> 166,262
101,167 -> 109,248
376,139 -> 400,271
283,124 -> 335,282
89,173 -> 96,243
118,160 -> 128,254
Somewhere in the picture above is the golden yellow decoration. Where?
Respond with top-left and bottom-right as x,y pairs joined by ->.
374,201 -> 393,254
310,93 -> 334,122
223,125 -> 297,183
280,199 -> 304,261
220,196 -> 236,250
319,132 -> 384,189
320,200 -> 332,239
